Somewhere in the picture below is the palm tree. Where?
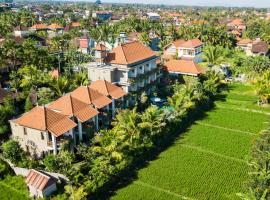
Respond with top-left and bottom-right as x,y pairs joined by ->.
49,76 -> 70,97
2,39 -> 21,70
255,71 -> 270,105
72,72 -> 89,88
139,32 -> 151,46
202,45 -> 224,67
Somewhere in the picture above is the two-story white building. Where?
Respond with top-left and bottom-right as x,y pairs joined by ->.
163,38 -> 203,63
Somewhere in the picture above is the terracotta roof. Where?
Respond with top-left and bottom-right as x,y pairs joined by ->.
231,30 -> 241,36
229,19 -> 244,26
179,39 -> 203,48
48,94 -> 99,122
252,41 -> 269,54
14,106 -> 77,137
31,24 -> 48,30
14,25 -> 28,31
71,22 -> 81,27
89,80 -> 126,99
48,23 -> 63,29
26,169 -> 55,191
164,59 -> 204,76
106,41 -> 157,65
172,39 -> 186,48
71,86 -> 112,109
49,69 -> 60,78
237,38 -> 252,45
95,43 -> 106,51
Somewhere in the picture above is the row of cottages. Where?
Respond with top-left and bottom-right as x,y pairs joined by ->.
86,41 -> 161,104
10,80 -> 126,156
163,38 -> 204,63
237,38 -> 269,56
14,22 -> 81,38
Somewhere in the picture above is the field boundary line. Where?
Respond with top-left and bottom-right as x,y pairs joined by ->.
134,180 -> 195,200
216,104 -> 270,116
197,122 -> 255,135
181,144 -> 247,164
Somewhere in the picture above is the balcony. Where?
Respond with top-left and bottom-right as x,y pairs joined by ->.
47,135 -> 72,148
128,70 -> 137,78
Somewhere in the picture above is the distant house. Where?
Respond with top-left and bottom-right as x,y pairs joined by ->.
146,12 -> 160,20
77,36 -> 95,54
164,59 -> 204,77
163,39 -> 186,60
92,11 -> 113,21
237,38 -> 269,56
164,38 -> 203,62
47,23 -> 64,37
14,25 -> 29,37
30,24 -> 48,32
227,19 -> 246,32
25,169 -> 57,198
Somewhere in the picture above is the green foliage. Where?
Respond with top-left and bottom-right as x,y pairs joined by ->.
255,71 -> 270,104
43,151 -> 75,176
242,128 -> 270,199
202,45 -> 224,66
0,96 -> 15,135
244,19 -> 270,44
1,140 -> 24,164
24,94 -> 33,112
112,83 -> 268,200
0,159 -> 14,179
0,175 -> 30,200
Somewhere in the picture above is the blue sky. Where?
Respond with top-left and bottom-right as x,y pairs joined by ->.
99,0 -> 270,8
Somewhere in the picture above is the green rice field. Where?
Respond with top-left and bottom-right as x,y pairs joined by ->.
111,83 -> 269,200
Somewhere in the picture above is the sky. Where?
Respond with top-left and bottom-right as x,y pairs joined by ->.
99,0 -> 270,8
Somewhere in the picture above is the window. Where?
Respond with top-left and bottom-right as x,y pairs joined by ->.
23,127 -> 27,135
41,132 -> 44,140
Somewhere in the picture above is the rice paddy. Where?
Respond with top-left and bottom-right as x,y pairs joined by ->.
111,83 -> 269,200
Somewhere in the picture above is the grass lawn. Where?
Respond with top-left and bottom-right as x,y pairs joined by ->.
110,83 -> 269,200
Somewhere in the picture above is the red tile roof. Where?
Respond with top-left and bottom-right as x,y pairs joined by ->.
14,106 -> 77,137
106,41 -> 157,65
71,86 -> 112,109
172,39 -> 186,48
237,38 -> 252,45
49,69 -> 60,78
31,24 -> 48,30
48,94 -> 99,122
95,43 -> 106,51
48,23 -> 63,29
89,80 -> 126,99
26,169 -> 55,191
71,22 -> 81,27
164,59 -> 204,76
179,39 -> 203,48
229,19 -> 244,26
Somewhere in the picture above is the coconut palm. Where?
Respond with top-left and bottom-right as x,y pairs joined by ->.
255,71 -> 270,105
139,32 -> 151,46
202,45 -> 224,66
49,76 -> 70,97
